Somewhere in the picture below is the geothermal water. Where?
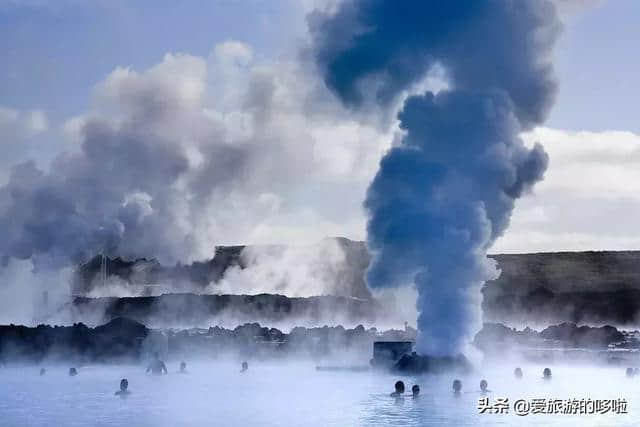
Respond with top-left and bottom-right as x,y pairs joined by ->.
0,362 -> 637,426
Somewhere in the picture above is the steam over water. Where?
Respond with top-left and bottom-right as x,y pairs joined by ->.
0,362 -> 636,426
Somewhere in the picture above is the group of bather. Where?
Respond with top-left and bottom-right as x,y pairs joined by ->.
390,381 -> 421,399
391,366 -> 555,399
38,351 -> 250,398
37,359 -> 639,400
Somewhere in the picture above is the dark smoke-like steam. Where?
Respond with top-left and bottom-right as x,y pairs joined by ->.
310,1 -> 560,355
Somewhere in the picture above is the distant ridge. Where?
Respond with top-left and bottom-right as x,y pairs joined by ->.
73,238 -> 640,327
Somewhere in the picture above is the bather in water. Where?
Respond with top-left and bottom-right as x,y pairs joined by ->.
69,367 -> 78,377
146,352 -> 168,375
452,379 -> 462,395
543,368 -> 552,380
480,379 -> 491,393
115,379 -> 131,398
390,380 -> 405,397
180,361 -> 187,374
411,385 -> 420,398
39,368 -> 46,376
514,367 -> 523,379
241,361 -> 248,373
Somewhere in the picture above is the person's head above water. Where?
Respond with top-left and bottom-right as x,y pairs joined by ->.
394,380 -> 405,394
514,367 -> 523,379
180,361 -> 186,372
480,380 -> 488,392
115,378 -> 131,397
412,385 -> 420,396
69,367 -> 77,376
39,368 -> 46,376
453,379 -> 462,393
543,368 -> 552,379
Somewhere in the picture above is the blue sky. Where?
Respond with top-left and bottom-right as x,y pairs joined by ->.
1,0 -> 640,254
550,0 -> 640,133
2,0 -> 638,131
0,0 -> 306,121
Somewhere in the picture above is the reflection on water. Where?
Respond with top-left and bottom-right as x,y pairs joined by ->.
0,362 -> 638,426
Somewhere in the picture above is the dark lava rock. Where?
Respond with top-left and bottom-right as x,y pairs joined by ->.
71,293 -> 380,328
539,323 -> 624,348
474,322 -> 625,352
0,317 -> 149,363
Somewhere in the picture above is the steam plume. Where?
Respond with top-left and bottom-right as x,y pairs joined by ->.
310,0 -> 560,355
0,42 -> 387,322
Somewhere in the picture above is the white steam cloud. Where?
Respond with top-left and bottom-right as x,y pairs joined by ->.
0,40 -> 393,323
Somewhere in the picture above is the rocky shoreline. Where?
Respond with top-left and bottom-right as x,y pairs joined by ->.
0,317 -> 415,364
69,293 -> 381,329
2,318 -> 639,367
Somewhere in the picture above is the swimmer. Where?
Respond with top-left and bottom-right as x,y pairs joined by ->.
115,378 -> 131,398
69,367 -> 78,376
390,380 -> 405,397
241,361 -> 248,373
514,367 -> 523,379
543,367 -> 552,380
480,379 -> 491,393
146,352 -> 168,375
412,384 -> 420,398
626,367 -> 634,378
39,368 -> 46,376
453,379 -> 462,395
179,361 -> 187,374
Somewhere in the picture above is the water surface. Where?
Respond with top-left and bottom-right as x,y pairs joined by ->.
0,362 -> 636,426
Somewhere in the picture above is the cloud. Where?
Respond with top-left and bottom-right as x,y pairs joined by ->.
494,127 -> 640,253
0,106 -> 49,182
0,107 -> 48,136
551,0 -> 604,17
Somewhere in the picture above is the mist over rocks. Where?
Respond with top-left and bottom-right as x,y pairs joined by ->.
483,287 -> 640,327
0,317 -> 417,364
70,293 -> 381,330
474,322 -> 626,351
74,237 -> 372,300
74,238 -> 640,328
2,316 -> 637,366
474,322 -> 640,365
73,247 -> 246,295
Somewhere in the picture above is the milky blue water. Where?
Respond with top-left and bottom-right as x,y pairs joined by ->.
0,362 -> 637,426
